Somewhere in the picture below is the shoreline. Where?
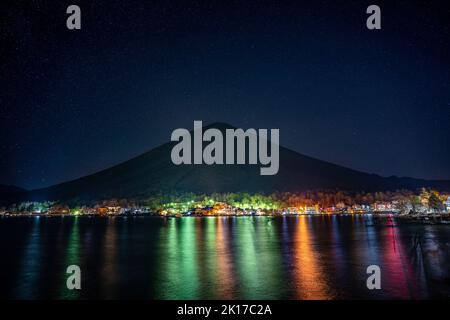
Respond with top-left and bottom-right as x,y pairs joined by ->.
1,212 -> 450,224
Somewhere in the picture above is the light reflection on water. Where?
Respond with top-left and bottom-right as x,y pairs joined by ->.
1,215 -> 449,299
293,216 -> 332,299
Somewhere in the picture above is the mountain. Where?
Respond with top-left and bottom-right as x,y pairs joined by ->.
21,122 -> 450,202
0,185 -> 26,205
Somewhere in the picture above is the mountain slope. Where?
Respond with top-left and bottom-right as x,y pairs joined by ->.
0,185 -> 26,205
26,122 -> 450,201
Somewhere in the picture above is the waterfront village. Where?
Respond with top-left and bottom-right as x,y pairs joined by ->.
1,189 -> 450,221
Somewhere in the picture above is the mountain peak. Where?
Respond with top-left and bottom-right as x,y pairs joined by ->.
202,122 -> 236,131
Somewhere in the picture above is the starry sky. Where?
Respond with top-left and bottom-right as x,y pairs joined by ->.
1,0 -> 449,190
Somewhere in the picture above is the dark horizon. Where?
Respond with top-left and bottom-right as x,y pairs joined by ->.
1,1 -> 450,189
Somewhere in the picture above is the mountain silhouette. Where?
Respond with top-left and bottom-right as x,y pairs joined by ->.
0,185 -> 26,205
16,122 -> 450,202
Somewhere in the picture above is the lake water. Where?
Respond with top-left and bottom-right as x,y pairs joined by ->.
0,215 -> 449,299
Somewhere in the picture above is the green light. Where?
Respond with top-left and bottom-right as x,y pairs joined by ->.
155,218 -> 200,299
60,216 -> 80,299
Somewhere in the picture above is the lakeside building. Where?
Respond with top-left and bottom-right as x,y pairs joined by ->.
305,205 -> 320,214
2,190 -> 450,217
49,204 -> 69,214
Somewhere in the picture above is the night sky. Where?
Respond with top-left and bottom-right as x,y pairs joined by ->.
1,0 -> 449,190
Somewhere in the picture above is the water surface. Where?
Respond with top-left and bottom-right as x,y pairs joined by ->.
1,215 -> 449,299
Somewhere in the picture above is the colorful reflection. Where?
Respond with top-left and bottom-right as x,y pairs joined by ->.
101,217 -> 118,298
215,217 -> 236,299
292,216 -> 332,299
14,217 -> 42,299
233,217 -> 285,299
3,215 -> 450,299
195,217 -> 218,298
59,216 -> 81,299
233,217 -> 260,299
155,217 -> 200,299
378,218 -> 425,299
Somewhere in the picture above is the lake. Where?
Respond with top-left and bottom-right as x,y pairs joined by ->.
0,215 -> 449,299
